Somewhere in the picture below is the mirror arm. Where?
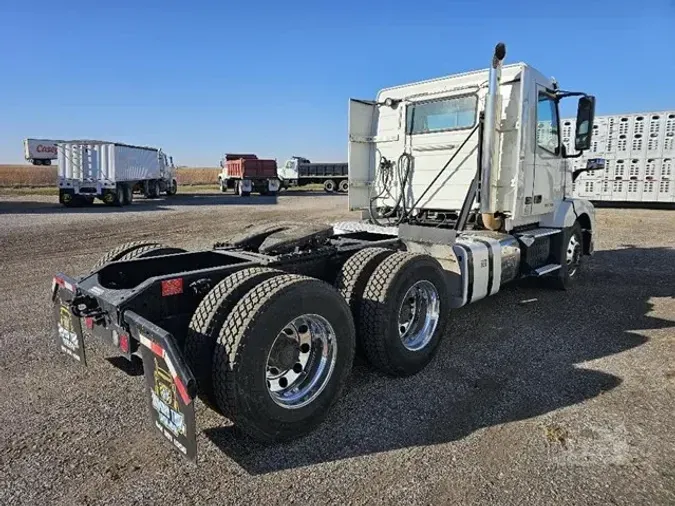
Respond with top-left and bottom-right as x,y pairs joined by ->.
555,90 -> 589,100
563,150 -> 584,159
572,169 -> 584,182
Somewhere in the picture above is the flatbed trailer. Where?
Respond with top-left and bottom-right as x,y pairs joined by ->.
50,43 -> 600,463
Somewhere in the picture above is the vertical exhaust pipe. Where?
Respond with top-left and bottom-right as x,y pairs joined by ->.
480,42 -> 506,230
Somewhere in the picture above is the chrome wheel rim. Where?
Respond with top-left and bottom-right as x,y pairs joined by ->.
266,314 -> 337,409
566,234 -> 582,277
398,280 -> 440,351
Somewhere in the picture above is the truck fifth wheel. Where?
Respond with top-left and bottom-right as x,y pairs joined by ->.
51,43 -> 600,462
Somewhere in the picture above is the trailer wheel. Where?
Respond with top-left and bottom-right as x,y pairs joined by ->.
543,221 -> 583,291
338,180 -> 349,193
335,247 -> 396,353
91,241 -> 163,270
323,179 -> 336,193
44,159 -> 52,166
212,274 -> 356,442
359,252 -> 449,377
121,184 -> 133,205
185,267 -> 284,410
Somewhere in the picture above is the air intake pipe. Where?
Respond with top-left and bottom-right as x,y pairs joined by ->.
480,42 -> 506,231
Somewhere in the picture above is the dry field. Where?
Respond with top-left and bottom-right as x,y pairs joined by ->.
0,164 -> 220,187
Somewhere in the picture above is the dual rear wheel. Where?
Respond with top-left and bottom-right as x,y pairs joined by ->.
183,248 -> 449,442
185,269 -> 355,441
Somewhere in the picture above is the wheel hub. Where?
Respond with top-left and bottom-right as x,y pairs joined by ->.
566,234 -> 581,277
266,314 -> 337,409
398,280 -> 440,351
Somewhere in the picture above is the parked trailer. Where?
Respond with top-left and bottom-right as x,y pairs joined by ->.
278,156 -> 349,193
24,138 -> 65,165
562,111 -> 675,204
51,43 -> 600,463
57,140 -> 178,207
218,154 -> 280,196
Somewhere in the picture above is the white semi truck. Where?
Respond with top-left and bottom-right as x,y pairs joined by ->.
51,43 -> 599,462
57,140 -> 178,207
23,138 -> 64,165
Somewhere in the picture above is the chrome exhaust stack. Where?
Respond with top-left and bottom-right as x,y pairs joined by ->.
480,43 -> 506,230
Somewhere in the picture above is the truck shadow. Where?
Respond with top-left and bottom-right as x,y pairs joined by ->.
203,245 -> 674,475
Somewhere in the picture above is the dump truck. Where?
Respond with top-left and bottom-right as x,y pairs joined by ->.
57,140 -> 178,207
51,43 -> 599,462
278,156 -> 349,193
218,154 -> 280,196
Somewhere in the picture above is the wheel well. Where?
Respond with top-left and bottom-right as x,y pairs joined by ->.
576,213 -> 592,255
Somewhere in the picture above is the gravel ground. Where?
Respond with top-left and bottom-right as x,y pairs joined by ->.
0,192 -> 673,506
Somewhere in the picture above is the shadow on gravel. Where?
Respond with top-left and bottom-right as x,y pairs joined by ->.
0,193 -> 282,214
204,245 -> 674,475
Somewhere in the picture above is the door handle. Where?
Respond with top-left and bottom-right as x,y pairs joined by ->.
534,195 -> 542,204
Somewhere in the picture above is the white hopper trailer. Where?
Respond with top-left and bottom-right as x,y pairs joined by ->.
57,140 -> 178,207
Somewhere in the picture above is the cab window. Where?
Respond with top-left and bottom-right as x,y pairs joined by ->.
407,95 -> 477,135
536,92 -> 560,154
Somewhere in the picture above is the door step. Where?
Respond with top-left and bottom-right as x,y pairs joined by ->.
532,264 -> 561,276
515,228 -> 561,246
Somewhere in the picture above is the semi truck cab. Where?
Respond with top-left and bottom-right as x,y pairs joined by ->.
348,49 -> 597,237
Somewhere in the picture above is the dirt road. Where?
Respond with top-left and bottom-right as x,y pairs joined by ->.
1,192 -> 673,505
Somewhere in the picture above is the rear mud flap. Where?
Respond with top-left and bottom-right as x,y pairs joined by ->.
53,293 -> 87,365
141,347 -> 197,461
125,311 -> 198,462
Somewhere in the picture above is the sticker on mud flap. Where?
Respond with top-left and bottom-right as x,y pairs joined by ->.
141,349 -> 197,461
54,301 -> 86,364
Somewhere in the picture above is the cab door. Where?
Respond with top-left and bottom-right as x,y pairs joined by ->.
532,89 -> 564,215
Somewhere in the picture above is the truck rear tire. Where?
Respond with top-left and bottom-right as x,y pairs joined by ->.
359,252 -> 450,377
212,274 -> 356,442
44,159 -> 52,166
219,179 -> 227,193
335,247 -> 396,354
323,179 -> 336,193
117,243 -> 185,262
91,241 -> 160,270
338,180 -> 349,193
90,241 -> 183,271
184,267 -> 284,410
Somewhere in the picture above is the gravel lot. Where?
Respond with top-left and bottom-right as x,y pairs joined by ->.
0,192 -> 673,505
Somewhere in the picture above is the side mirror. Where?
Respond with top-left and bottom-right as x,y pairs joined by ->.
574,96 -> 596,151
572,157 -> 605,182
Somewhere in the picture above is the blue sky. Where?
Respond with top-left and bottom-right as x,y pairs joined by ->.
1,0 -> 673,166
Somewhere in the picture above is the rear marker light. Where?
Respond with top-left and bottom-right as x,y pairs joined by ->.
119,333 -> 129,353
85,317 -> 94,329
161,278 -> 183,297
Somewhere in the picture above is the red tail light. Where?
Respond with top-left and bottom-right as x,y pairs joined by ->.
85,317 -> 94,329
161,278 -> 183,296
119,333 -> 129,353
